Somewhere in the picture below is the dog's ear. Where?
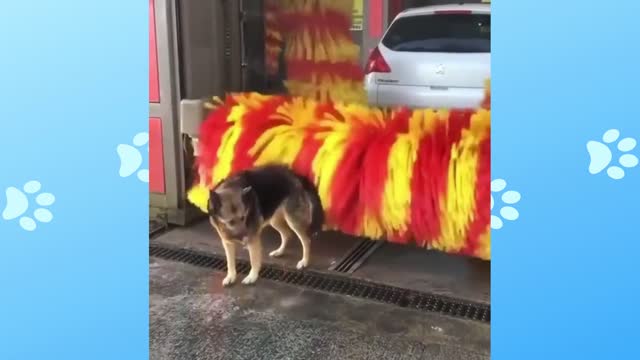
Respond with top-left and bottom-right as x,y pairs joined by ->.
208,191 -> 221,215
240,186 -> 253,206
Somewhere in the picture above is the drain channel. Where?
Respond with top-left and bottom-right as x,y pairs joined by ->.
150,244 -> 490,323
329,239 -> 384,274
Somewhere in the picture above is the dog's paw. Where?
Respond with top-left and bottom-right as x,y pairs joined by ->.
296,259 -> 308,270
241,272 -> 259,285
222,273 -> 237,286
269,248 -> 285,257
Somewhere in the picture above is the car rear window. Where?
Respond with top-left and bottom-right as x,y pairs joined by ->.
382,13 -> 490,53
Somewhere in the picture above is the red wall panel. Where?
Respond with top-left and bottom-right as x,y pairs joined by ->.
149,0 -> 160,103
149,117 -> 165,193
368,0 -> 384,38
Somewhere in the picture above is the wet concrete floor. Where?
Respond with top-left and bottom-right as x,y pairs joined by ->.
150,257 -> 490,360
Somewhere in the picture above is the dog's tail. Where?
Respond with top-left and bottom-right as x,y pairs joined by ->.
295,174 -> 325,236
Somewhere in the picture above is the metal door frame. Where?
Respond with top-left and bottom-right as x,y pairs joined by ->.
150,0 -> 245,225
150,0 -> 187,224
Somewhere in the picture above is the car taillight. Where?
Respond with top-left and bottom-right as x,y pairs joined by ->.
364,47 -> 391,75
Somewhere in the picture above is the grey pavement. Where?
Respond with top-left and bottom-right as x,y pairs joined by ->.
150,257 -> 490,360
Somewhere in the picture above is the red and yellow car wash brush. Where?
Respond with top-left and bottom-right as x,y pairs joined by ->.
188,90 -> 491,260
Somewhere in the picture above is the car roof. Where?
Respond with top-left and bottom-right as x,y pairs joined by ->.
397,3 -> 491,19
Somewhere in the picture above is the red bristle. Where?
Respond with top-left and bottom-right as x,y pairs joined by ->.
360,127 -> 396,228
409,110 -> 473,246
196,104 -> 233,186
461,135 -> 491,256
387,230 -> 411,245
329,126 -> 374,233
411,125 -> 443,245
231,97 -> 288,172
447,109 -> 473,139
287,60 -> 364,83
481,93 -> 491,110
292,131 -> 323,182
388,107 -> 411,133
315,100 -> 344,122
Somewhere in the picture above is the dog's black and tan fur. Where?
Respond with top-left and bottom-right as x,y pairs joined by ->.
208,165 -> 324,286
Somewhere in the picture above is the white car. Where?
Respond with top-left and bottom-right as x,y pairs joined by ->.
364,4 -> 490,109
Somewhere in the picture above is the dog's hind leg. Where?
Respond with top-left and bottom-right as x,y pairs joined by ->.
269,210 -> 294,257
283,192 -> 315,270
242,236 -> 263,285
283,211 -> 312,270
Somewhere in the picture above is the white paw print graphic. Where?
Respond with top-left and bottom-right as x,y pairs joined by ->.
2,180 -> 55,232
587,129 -> 638,180
491,179 -> 521,230
117,132 -> 149,183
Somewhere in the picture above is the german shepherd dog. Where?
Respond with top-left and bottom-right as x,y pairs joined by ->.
208,165 -> 324,286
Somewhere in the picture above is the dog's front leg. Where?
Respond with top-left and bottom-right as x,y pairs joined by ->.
242,236 -> 262,285
221,238 -> 237,286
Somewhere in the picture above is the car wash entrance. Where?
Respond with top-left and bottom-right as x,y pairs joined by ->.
152,0 -> 377,224
150,0 -> 490,309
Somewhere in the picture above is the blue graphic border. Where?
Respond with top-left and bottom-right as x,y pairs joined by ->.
493,1 -> 640,358
0,2 -> 148,359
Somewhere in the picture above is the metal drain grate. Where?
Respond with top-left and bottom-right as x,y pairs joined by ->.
150,244 -> 490,323
329,239 -> 384,274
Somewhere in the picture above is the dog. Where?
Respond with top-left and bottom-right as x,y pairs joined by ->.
207,164 -> 324,286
